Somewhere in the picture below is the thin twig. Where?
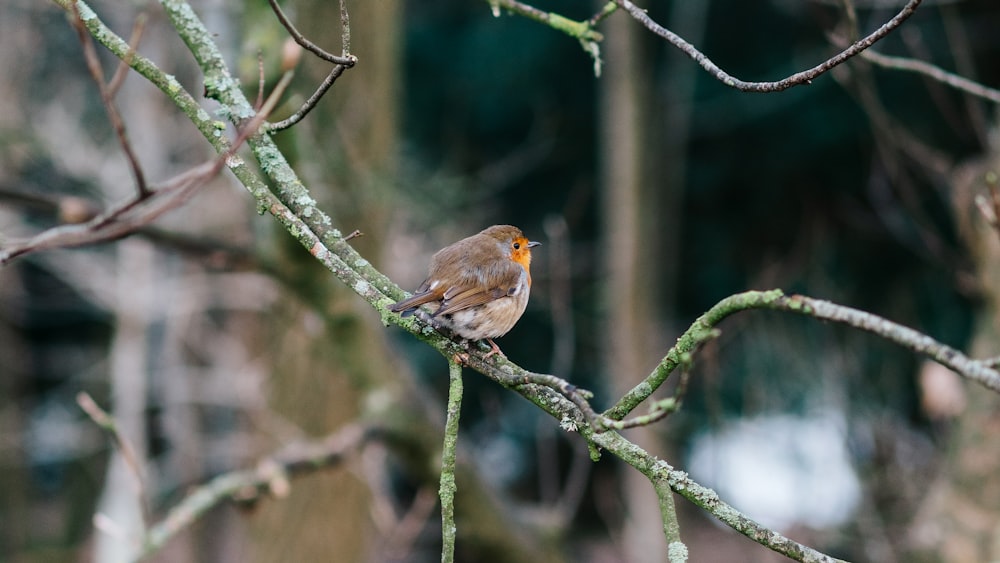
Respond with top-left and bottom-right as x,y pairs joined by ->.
339,0 -> 351,56
264,0 -> 356,132
858,48 -> 1000,104
613,0 -> 923,92
587,2 -> 617,29
488,0 -> 603,42
70,0 -> 149,195
255,50 -> 265,110
0,61 -> 296,264
107,13 -> 147,98
267,0 -> 356,66
268,58 -> 347,132
77,392 -> 150,524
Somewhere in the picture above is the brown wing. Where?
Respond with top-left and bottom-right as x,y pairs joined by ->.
434,286 -> 508,317
434,259 -> 526,317
388,285 -> 443,316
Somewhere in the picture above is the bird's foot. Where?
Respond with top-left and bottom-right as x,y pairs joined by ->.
482,338 -> 506,360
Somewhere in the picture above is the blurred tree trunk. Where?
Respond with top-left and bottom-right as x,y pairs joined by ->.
244,1 -> 402,561
914,151 -> 1000,561
598,9 -> 669,563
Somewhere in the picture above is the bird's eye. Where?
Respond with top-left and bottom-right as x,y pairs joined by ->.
513,242 -> 521,250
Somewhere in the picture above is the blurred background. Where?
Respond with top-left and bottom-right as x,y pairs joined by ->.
2,0 -> 1000,561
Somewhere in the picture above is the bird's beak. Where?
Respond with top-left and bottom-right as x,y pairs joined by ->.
528,241 -> 541,248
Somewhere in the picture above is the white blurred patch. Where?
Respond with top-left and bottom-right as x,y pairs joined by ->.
687,410 -> 860,531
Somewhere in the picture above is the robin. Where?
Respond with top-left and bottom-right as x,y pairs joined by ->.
390,225 -> 540,358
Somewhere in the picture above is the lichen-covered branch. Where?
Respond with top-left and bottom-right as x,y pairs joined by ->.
486,0 -> 604,43
439,360 -> 463,563
609,290 -> 1000,420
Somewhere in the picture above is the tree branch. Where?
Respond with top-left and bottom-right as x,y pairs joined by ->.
858,47 -> 1000,104
265,0 -> 356,132
139,424 -> 372,558
611,0 -> 922,92
439,360 -> 463,563
608,290 -> 1000,420
487,0 -> 604,43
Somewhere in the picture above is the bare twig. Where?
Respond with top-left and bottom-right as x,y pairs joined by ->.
76,392 -> 151,524
339,0 -> 351,56
265,0 -> 356,132
107,13 -> 147,98
69,0 -> 148,195
0,49 -> 298,265
268,65 -> 348,132
612,0 -> 923,92
255,50 -> 266,110
267,0 -> 356,65
385,487 -> 437,561
858,48 -> 1000,104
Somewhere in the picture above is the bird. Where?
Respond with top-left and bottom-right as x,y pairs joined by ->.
389,225 -> 540,358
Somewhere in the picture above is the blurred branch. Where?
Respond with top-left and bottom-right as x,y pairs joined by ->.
140,424 -> 372,559
439,360 -> 463,563
107,14 -> 147,99
0,11 -> 298,264
487,0 -> 605,43
857,47 -> 1000,104
486,0 -> 606,74
0,161 -> 214,263
68,0 -> 148,195
77,392 -> 151,526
